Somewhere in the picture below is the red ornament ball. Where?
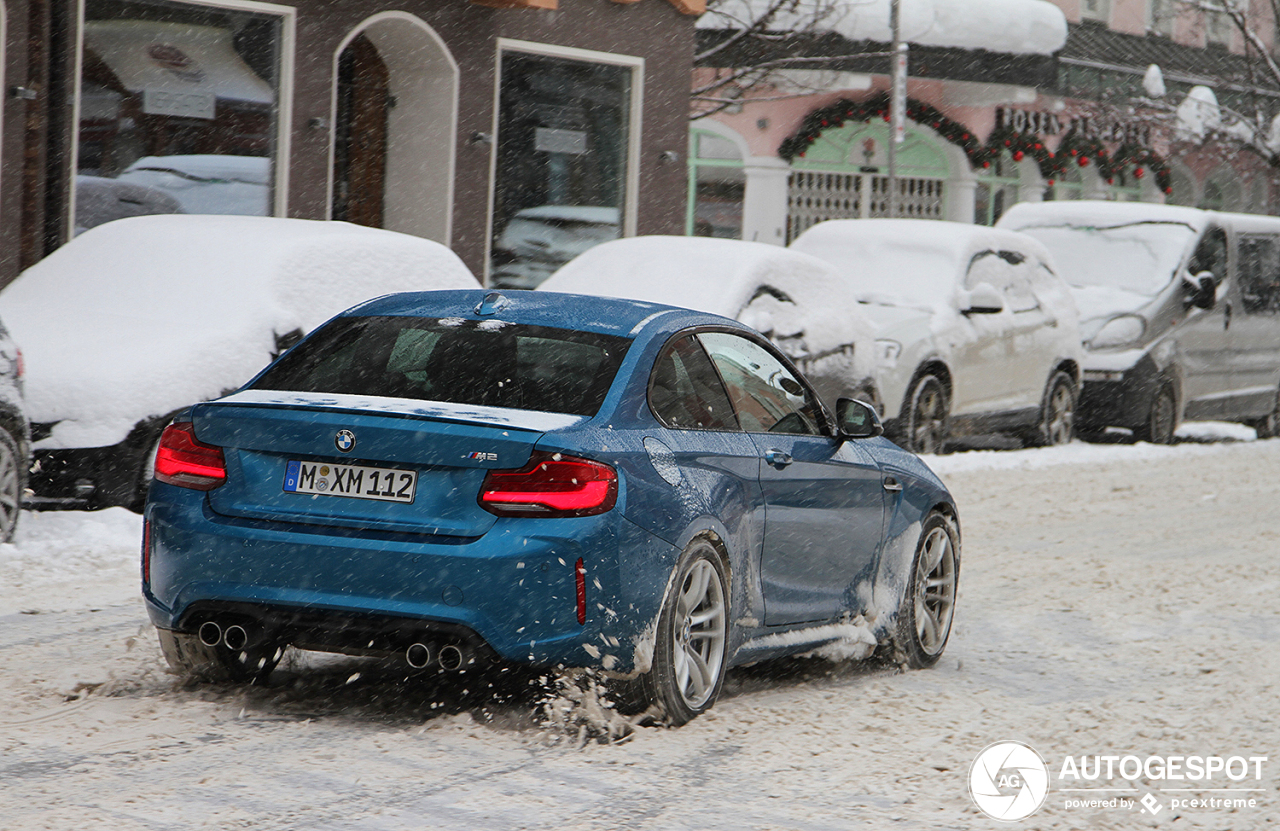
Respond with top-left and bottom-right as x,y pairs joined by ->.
982,161 -> 991,169
1078,156 -> 1090,167
1013,151 -> 1025,162
1047,179 -> 1056,186
1165,186 -> 1173,194
1135,167 -> 1145,178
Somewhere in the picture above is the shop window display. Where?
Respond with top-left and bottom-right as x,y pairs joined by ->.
75,0 -> 282,233
489,50 -> 633,289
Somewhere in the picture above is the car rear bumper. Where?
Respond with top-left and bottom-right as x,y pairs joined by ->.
144,482 -> 673,672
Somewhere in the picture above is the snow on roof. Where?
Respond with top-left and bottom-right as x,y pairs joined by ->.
701,0 -> 1068,57
790,219 -> 1053,310
0,215 -> 480,448
539,235 -> 875,355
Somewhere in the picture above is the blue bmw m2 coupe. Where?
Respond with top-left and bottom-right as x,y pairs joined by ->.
144,289 -> 959,725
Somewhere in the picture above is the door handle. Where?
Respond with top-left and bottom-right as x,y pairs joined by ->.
1224,300 -> 1232,330
764,449 -> 792,467
883,476 -> 904,492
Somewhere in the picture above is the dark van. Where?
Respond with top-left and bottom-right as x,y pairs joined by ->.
1000,201 -> 1280,442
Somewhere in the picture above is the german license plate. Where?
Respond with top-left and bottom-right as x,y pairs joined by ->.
283,460 -> 417,504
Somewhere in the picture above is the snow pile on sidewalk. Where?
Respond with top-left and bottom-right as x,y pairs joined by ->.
0,508 -> 141,616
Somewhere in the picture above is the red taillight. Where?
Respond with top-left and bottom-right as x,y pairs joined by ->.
154,422 -> 226,491
479,451 -> 617,517
575,557 -> 586,625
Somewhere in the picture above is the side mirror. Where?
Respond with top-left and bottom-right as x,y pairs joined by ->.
961,283 -> 1005,315
836,398 -> 884,439
1183,271 -> 1217,310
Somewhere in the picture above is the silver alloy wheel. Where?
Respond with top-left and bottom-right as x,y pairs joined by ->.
908,375 -> 947,454
1043,378 -> 1075,445
671,558 -> 727,710
0,431 -> 21,542
913,525 -> 957,656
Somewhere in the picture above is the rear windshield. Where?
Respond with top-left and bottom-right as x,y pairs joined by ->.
252,316 -> 631,417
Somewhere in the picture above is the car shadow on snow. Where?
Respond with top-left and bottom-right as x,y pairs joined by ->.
164,646 -> 901,737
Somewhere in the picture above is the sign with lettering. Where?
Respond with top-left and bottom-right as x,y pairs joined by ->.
143,88 -> 215,120
996,107 -> 1152,145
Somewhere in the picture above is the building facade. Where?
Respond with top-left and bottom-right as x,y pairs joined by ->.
693,0 -> 1280,245
0,0 -> 701,286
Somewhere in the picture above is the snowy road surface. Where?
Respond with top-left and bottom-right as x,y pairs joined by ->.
1,432 -> 1277,830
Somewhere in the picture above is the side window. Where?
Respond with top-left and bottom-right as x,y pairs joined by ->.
1237,235 -> 1280,314
963,250 -> 1009,290
649,335 -> 739,431
965,251 -> 1039,312
697,332 -> 823,436
1188,226 -> 1228,284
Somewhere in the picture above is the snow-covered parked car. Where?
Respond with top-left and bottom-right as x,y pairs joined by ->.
114,154 -> 271,217
791,219 -> 1083,453
0,317 -> 29,541
490,206 -> 620,289
539,235 -> 881,411
999,201 -> 1280,443
0,215 -> 479,511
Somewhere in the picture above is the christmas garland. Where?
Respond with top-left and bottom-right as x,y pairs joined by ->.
779,93 -> 1173,194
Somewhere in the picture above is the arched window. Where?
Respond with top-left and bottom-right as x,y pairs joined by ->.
786,121 -> 948,242
687,128 -> 744,238
975,152 -> 1021,226
1044,165 -> 1086,201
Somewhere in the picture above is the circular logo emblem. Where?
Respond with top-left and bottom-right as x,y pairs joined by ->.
335,430 -> 356,453
969,741 -> 1050,822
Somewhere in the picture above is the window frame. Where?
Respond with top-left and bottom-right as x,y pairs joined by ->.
68,0 -> 297,239
486,39 -> 644,285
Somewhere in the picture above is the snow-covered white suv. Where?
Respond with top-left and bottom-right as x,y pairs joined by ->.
791,219 -> 1083,453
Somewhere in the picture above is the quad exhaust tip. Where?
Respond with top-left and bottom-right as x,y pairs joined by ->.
405,642 -> 432,669
438,644 -> 466,671
198,621 -> 222,647
223,624 -> 249,652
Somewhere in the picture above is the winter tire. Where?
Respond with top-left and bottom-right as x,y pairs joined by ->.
1135,382 -> 1177,444
157,628 -> 282,684
1025,371 -> 1076,447
629,539 -> 729,726
905,373 -> 949,454
0,427 -> 23,543
893,513 -> 959,669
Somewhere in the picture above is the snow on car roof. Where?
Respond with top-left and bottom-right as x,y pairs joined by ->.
539,235 -> 876,354
510,206 -> 620,225
0,215 -> 479,448
123,154 -> 272,184
700,0 -> 1068,56
790,219 -> 1055,311
997,200 -> 1210,233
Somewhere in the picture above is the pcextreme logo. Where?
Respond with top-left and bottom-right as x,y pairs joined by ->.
968,741 -> 1269,821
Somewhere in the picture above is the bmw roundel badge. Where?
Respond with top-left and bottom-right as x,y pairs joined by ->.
335,429 -> 356,453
